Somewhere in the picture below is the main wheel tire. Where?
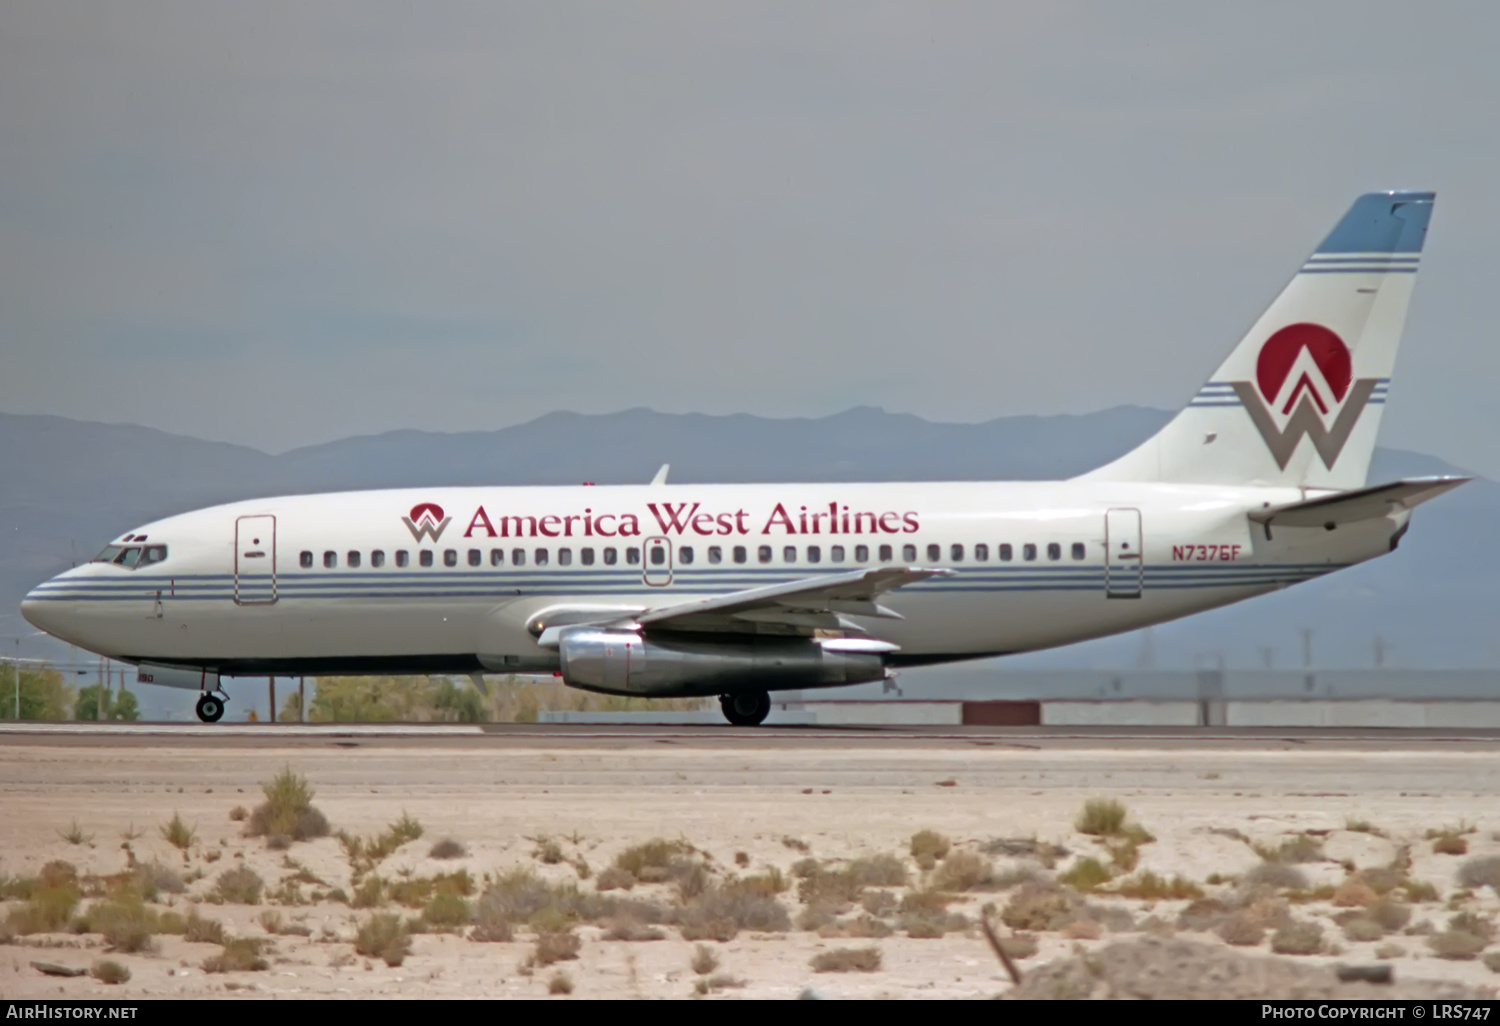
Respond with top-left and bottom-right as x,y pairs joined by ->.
720,691 -> 771,727
195,694 -> 225,723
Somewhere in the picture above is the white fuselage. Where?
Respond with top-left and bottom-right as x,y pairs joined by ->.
21,479 -> 1404,685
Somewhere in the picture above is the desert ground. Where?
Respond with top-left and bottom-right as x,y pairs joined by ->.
3,727 -> 1499,999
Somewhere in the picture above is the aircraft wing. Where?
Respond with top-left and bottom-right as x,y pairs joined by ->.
1248,476 -> 1471,531
630,566 -> 954,635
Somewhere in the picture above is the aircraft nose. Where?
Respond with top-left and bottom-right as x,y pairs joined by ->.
22,578 -> 69,639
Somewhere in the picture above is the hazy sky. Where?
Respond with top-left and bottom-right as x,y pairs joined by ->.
3,2 -> 1499,473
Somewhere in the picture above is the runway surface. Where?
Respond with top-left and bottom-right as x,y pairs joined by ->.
3,720 -> 1500,750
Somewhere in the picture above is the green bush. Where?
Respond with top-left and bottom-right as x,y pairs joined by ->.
210,866 -> 264,905
355,913 -> 412,967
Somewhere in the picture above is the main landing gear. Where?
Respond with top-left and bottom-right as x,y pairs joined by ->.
720,690 -> 771,727
195,692 -> 227,723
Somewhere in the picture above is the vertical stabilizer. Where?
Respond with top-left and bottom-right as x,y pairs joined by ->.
1081,191 -> 1434,489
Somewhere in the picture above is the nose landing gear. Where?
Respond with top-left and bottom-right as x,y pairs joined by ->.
720,690 -> 771,727
195,692 -> 227,723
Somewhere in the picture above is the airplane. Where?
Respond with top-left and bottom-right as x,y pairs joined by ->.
21,190 -> 1467,726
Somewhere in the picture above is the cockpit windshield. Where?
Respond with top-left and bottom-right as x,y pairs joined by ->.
92,544 -> 167,569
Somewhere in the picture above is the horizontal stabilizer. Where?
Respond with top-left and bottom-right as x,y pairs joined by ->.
1249,476 -> 1470,530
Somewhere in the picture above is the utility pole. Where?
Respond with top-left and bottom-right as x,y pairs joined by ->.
98,656 -> 105,719
299,677 -> 306,723
1301,628 -> 1315,693
269,677 -> 276,724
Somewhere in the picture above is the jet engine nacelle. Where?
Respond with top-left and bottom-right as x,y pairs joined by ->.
557,628 -> 887,697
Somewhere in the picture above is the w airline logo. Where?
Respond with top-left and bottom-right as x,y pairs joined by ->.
402,502 -> 451,542
1228,324 -> 1380,470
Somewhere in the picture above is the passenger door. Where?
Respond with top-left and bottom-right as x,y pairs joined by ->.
642,536 -> 673,587
234,515 -> 278,605
1104,508 -> 1142,599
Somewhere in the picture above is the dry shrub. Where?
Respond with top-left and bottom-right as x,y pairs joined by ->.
548,971 -> 573,995
838,915 -> 895,939
796,867 -> 865,911
797,906 -> 836,933
1402,877 -> 1440,903
691,943 -> 720,975
91,959 -> 130,984
847,854 -> 907,888
910,830 -> 951,870
680,882 -> 791,940
1076,798 -> 1128,836
595,866 -> 635,892
811,946 -> 882,973
136,862 -> 184,898
1001,882 -> 1085,932
1215,914 -> 1265,946
1344,818 -> 1384,836
160,813 -> 196,852
1429,930 -> 1488,960
534,930 -> 581,966
613,838 -> 697,884
1433,834 -> 1469,856
424,892 -> 473,930
388,870 -> 475,908
1111,872 -> 1203,901
1332,879 -> 1377,907
229,805 -> 248,822
694,973 -> 746,994
931,851 -> 993,892
862,890 -> 897,916
898,905 -> 969,938
1269,921 -> 1323,955
246,767 -> 330,843
1343,917 -> 1385,942
1058,857 -> 1111,893
1458,855 -> 1500,892
184,908 -> 225,944
1360,866 -> 1404,894
1243,863 -> 1308,891
727,868 -> 786,898
355,912 -> 412,967
470,903 -> 514,943
1449,911 -> 1496,941
782,836 -> 810,853
430,838 -> 466,860
210,866 -> 263,905
1367,896 -> 1412,931
1177,898 -> 1230,932
534,837 -> 565,865
202,937 -> 268,973
82,897 -> 156,953
1483,952 -> 1500,973
258,910 -> 283,935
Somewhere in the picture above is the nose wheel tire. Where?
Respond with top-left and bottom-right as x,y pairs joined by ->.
195,694 -> 225,723
720,691 -> 771,727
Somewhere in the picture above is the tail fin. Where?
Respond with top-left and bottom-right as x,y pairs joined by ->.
1081,191 -> 1434,489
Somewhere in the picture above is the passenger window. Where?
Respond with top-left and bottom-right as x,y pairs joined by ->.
1048,542 -> 1061,561
830,545 -> 844,563
783,546 -> 797,563
468,549 -> 481,567
300,551 -> 313,569
1023,543 -> 1037,562
903,544 -> 917,562
535,548 -> 549,566
950,544 -> 963,562
855,544 -> 869,562
444,549 -> 458,567
371,550 -> 385,568
420,550 -> 434,567
347,551 -> 361,568
1072,542 -> 1086,561
396,550 -> 409,568
678,546 -> 693,564
324,551 -> 337,569
753,545 -> 768,564
807,545 -> 821,564
999,544 -> 1013,562
733,546 -> 747,564
491,548 -> 504,566
708,546 -> 723,564
879,544 -> 893,561
626,548 -> 640,565
975,543 -> 989,561
650,545 -> 665,566
581,548 -> 595,566
512,548 -> 526,566
925,543 -> 940,562
603,548 -> 617,565
558,548 -> 572,566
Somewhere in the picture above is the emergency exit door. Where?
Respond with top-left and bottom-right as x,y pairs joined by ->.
234,515 -> 278,605
1104,508 -> 1142,599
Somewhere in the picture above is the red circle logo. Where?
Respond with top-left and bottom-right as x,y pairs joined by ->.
1256,323 -> 1351,407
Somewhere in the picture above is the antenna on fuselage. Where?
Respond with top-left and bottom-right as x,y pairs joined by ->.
650,464 -> 670,486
